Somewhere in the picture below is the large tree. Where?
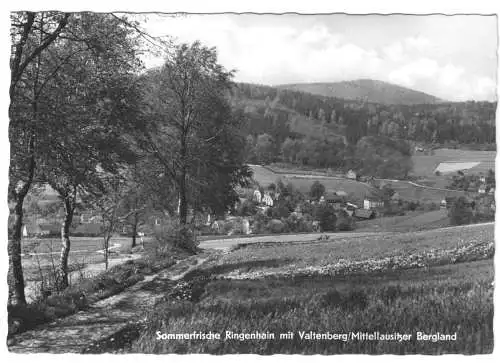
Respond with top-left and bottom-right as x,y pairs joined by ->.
37,14 -> 142,289
139,42 -> 251,246
9,12 -> 71,305
9,12 -> 143,296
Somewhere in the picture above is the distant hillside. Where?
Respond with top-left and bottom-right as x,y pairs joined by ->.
277,79 -> 443,105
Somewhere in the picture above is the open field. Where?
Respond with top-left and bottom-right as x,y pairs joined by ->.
412,148 -> 495,177
250,164 -> 378,198
131,223 -> 494,354
385,180 -> 466,202
250,164 -> 466,203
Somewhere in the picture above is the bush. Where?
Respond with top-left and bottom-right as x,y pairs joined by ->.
236,200 -> 258,216
284,214 -> 314,233
335,210 -> 355,231
270,200 -> 294,219
266,219 -> 286,234
222,218 -> 245,236
383,204 -> 405,217
402,200 -> 419,211
252,213 -> 271,234
154,220 -> 199,253
310,181 -> 325,201
417,202 -> 440,212
449,197 -> 474,226
314,204 -> 337,232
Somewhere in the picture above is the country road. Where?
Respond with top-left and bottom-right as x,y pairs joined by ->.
199,222 -> 494,251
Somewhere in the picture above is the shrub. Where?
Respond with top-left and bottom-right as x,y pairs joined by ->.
270,200 -> 294,219
310,181 -> 325,201
449,197 -> 474,226
314,204 -> 337,232
266,219 -> 286,234
284,214 -> 314,233
236,200 -> 258,216
336,210 -> 355,231
417,202 -> 440,212
222,218 -> 244,236
154,220 -> 199,252
252,213 -> 271,234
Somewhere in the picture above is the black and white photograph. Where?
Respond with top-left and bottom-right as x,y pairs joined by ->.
4,2 -> 497,355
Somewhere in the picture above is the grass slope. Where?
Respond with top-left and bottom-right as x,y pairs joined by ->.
211,223 -> 493,274
250,164 -> 377,199
132,224 -> 493,354
251,164 -> 464,203
412,148 -> 495,177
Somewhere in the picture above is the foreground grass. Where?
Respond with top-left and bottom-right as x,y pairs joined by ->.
132,259 -> 493,354
216,223 -> 493,275
8,254 -> 176,337
129,224 -> 494,354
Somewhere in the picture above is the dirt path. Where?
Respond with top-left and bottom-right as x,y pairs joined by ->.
8,254 -> 211,354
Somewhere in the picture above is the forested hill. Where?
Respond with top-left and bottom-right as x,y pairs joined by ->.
276,79 -> 443,105
233,82 -> 496,146
232,82 -> 496,179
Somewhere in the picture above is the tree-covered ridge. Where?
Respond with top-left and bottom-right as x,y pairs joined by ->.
234,82 -> 496,146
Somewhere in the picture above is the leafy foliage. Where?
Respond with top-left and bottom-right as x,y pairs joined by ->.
449,197 -> 474,226
309,181 -> 325,201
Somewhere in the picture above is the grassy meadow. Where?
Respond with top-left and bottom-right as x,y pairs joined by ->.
249,164 -> 466,204
130,223 -> 494,354
412,148 -> 495,177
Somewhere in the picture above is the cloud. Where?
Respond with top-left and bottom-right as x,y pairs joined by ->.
388,58 -> 439,87
382,35 -> 432,63
404,35 -> 432,52
389,58 -> 496,101
437,64 -> 465,87
141,15 -> 497,101
471,77 -> 497,101
382,42 -> 404,62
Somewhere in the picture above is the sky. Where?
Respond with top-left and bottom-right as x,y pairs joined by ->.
139,14 -> 498,102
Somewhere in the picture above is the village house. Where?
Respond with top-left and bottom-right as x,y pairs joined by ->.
79,211 -> 103,224
354,209 -> 376,219
363,198 -> 384,210
321,193 -> 345,209
253,189 -> 262,203
23,222 -> 60,237
261,193 -> 274,207
346,169 -> 357,180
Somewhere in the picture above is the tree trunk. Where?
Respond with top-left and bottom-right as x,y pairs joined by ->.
8,135 -> 35,306
131,215 -> 137,248
8,196 -> 28,306
58,198 -> 74,290
104,234 -> 111,271
179,180 -> 188,225
179,136 -> 188,225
